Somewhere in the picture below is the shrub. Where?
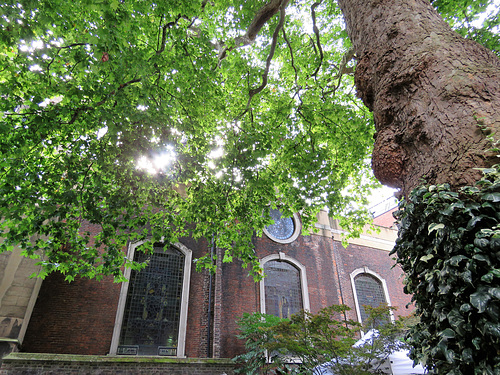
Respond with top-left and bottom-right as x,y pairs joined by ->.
233,304 -> 412,375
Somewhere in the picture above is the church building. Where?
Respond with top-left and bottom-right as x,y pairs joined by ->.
0,207 -> 412,374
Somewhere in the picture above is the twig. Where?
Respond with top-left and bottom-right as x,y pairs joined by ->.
282,27 -> 299,88
322,48 -> 355,98
50,43 -> 88,50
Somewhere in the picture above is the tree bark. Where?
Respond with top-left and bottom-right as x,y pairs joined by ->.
336,0 -> 500,197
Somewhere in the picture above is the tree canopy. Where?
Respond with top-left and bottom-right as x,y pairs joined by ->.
0,0 -> 498,280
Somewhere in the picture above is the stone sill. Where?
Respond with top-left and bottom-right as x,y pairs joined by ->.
2,352 -> 234,365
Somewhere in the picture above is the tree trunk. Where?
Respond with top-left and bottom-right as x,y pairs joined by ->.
336,0 -> 500,197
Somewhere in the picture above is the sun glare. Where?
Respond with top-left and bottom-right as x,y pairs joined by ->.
137,146 -> 177,175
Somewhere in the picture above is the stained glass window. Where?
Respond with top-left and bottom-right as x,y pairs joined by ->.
354,274 -> 388,324
264,260 -> 303,318
265,209 -> 295,241
118,244 -> 185,356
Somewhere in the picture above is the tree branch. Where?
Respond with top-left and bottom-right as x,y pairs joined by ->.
50,43 -> 88,50
282,27 -> 299,89
235,0 -> 289,121
157,15 -> 182,55
94,78 -> 142,107
63,78 -> 142,125
322,48 -> 355,98
310,1 -> 324,78
217,0 -> 291,62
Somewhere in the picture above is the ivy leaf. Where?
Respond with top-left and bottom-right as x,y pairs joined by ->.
485,322 -> 500,338
467,216 -> 483,230
472,254 -> 491,265
437,338 -> 455,364
461,348 -> 474,363
449,255 -> 468,266
489,287 -> 500,299
470,290 -> 491,313
482,192 -> 500,202
428,223 -> 445,234
440,328 -> 456,339
420,254 -> 435,262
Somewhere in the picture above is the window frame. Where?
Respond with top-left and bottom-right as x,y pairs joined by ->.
350,267 -> 394,325
109,240 -> 192,357
263,211 -> 301,244
259,252 -> 310,315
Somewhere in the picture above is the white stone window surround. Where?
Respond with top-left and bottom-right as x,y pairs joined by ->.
109,240 -> 192,357
259,252 -> 310,315
350,266 -> 394,325
263,212 -> 301,244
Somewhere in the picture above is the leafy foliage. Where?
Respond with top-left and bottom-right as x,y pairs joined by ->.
0,0 -> 498,281
232,312 -> 288,375
391,167 -> 500,374
233,304 -> 413,375
432,0 -> 500,55
0,0 -> 377,281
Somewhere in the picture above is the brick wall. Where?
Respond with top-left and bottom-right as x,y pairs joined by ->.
18,217 -> 413,362
218,231 -> 343,359
21,272 -> 121,355
182,236 -> 212,358
334,241 -> 414,321
21,236 -> 213,358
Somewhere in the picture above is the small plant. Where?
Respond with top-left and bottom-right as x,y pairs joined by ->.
233,304 -> 413,375
232,312 -> 290,374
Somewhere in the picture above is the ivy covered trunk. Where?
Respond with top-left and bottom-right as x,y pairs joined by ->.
391,174 -> 500,374
337,0 -> 500,197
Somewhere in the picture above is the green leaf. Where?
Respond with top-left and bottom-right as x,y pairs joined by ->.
110,0 -> 120,10
440,328 -> 456,339
420,254 -> 435,262
449,255 -> 468,266
428,223 -> 445,234
467,216 -> 483,230
489,287 -> 500,299
470,290 -> 491,313
485,322 -> 500,338
482,192 -> 500,202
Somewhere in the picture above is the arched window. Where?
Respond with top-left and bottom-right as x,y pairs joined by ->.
350,267 -> 393,325
260,253 -> 310,317
110,242 -> 192,357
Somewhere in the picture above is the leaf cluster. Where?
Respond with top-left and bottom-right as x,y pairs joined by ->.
432,0 -> 500,56
391,167 -> 500,374
2,0 -> 496,282
0,0 -> 377,281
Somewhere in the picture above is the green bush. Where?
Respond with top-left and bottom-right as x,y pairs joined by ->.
233,304 -> 412,375
391,167 -> 500,374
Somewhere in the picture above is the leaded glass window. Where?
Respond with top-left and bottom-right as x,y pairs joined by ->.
118,244 -> 185,356
265,209 -> 295,241
264,260 -> 303,318
354,274 -> 387,324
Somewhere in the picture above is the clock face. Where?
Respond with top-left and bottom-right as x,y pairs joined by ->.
265,209 -> 296,241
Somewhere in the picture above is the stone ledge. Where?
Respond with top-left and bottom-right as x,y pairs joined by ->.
0,353 -> 236,375
2,352 -> 234,365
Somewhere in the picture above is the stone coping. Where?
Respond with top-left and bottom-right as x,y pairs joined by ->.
2,352 -> 234,365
